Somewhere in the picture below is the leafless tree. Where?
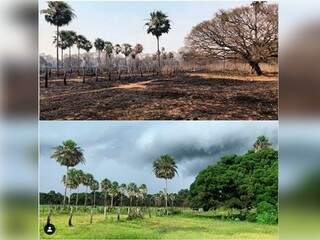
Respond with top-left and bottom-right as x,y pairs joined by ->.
186,1 -> 278,75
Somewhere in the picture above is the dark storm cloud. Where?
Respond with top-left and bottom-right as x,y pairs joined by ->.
40,121 -> 278,193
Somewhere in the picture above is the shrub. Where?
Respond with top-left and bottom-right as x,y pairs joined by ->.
256,201 -> 278,224
245,208 -> 257,222
127,208 -> 144,220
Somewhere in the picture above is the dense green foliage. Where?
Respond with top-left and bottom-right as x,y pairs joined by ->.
189,138 -> 278,223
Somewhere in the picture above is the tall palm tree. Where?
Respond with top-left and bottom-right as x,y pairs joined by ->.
104,41 -> 113,79
138,184 -> 147,206
121,43 -> 132,73
53,30 -> 69,69
51,139 -> 85,206
253,136 -> 271,152
83,40 -> 93,67
65,30 -> 77,70
119,183 -> 127,207
127,182 -> 137,207
41,1 -> 76,75
82,173 -> 94,207
100,178 -> 111,219
109,181 -> 119,208
101,178 -> 112,207
145,11 -> 171,72
90,179 -> 99,207
94,38 -> 105,67
75,34 -> 88,73
153,154 -> 177,212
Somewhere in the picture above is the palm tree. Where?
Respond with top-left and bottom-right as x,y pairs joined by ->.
51,139 -> 85,206
83,40 -> 93,67
253,136 -> 271,152
121,43 -> 132,74
119,183 -> 127,207
75,34 -> 88,74
53,31 -> 69,69
153,154 -> 177,212
145,11 -> 171,73
82,173 -> 94,207
65,30 -> 77,70
94,38 -> 105,67
62,168 -> 80,206
41,1 -> 76,75
109,181 -> 119,208
138,184 -> 147,206
101,178 -> 111,205
104,41 -> 113,79
127,182 -> 137,207
90,179 -> 99,207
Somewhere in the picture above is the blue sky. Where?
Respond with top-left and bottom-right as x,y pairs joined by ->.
40,121 -> 278,194
39,1 -> 253,55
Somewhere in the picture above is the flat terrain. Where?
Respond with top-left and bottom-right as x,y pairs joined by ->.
40,210 -> 278,239
40,73 -> 278,120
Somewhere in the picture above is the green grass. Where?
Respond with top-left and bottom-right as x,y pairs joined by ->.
40,207 -> 278,239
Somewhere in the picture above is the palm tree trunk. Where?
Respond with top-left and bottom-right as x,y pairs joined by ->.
76,188 -> 79,210
69,47 -> 72,70
61,48 -> 64,68
130,196 -> 132,207
120,194 -> 123,207
63,166 -> 69,207
93,191 -> 96,207
165,178 -> 168,214
84,186 -> 88,207
111,196 -> 114,208
104,193 -> 107,219
56,25 -> 59,76
77,48 -> 80,75
157,36 -> 160,74
68,188 -> 71,207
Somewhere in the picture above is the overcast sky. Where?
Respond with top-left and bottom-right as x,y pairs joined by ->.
40,121 -> 278,194
39,1 -> 253,55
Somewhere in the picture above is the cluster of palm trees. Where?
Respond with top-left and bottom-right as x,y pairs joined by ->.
41,1 -> 172,79
51,139 -> 178,217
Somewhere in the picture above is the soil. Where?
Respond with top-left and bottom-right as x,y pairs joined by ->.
40,73 -> 278,120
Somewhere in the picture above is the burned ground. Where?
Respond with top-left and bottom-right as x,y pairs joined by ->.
40,73 -> 278,120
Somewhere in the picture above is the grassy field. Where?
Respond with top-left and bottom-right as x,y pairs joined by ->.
40,207 -> 278,239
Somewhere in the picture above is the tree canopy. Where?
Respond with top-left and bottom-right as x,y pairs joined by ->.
189,136 -> 278,212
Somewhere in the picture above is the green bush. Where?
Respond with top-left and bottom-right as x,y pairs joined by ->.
256,201 -> 278,224
245,208 -> 257,222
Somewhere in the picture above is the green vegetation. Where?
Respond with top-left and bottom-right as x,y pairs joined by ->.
189,137 -> 278,224
40,206 -> 277,239
41,135 -> 278,238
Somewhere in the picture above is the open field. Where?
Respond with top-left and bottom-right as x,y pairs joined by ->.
40,207 -> 278,239
40,73 -> 278,120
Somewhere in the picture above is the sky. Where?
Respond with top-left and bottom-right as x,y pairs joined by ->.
39,1 -> 253,55
40,121 -> 278,194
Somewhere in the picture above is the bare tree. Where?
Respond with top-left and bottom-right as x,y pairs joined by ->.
186,1 -> 278,75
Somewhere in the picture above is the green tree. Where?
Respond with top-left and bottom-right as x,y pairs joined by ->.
153,154 -> 178,211
100,178 -> 112,207
145,11 -> 171,72
51,139 -> 85,206
109,181 -> 119,208
82,173 -> 94,206
90,179 -> 99,207
138,184 -> 148,206
41,1 -> 76,75
119,183 -> 127,207
253,136 -> 272,152
127,182 -> 137,207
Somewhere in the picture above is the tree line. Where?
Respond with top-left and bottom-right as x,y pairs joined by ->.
41,1 -> 176,86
